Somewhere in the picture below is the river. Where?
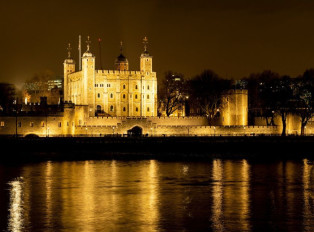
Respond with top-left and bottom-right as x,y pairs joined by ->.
0,159 -> 314,231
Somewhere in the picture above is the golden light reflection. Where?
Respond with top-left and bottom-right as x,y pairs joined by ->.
240,159 -> 250,231
140,160 -> 160,231
82,161 -> 96,231
286,161 -> 296,218
220,160 -> 251,231
45,161 -> 53,229
211,159 -> 224,232
303,159 -> 312,230
8,177 -> 24,232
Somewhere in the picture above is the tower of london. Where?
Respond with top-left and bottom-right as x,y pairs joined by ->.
64,37 -> 157,117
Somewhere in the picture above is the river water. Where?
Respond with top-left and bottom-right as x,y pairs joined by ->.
0,159 -> 314,232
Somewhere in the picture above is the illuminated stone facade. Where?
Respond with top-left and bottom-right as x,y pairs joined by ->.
221,89 -> 248,126
64,38 -> 157,117
4,37 -> 312,137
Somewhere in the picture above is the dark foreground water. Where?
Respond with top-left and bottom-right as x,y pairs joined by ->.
1,159 -> 314,232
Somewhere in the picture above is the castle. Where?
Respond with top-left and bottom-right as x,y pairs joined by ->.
0,36 -> 309,137
64,37 -> 157,117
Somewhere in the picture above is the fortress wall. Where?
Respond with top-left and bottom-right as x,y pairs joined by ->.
85,117 -> 123,126
254,114 -> 314,135
75,126 -> 114,136
149,117 -> 209,126
154,125 -> 280,136
0,115 -> 305,137
0,116 -> 65,136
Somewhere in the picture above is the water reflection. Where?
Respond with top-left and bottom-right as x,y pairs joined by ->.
303,159 -> 314,231
211,159 -> 224,231
212,160 -> 251,232
2,159 -> 314,231
8,177 -> 24,232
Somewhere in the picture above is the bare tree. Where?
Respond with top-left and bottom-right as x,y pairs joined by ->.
188,70 -> 230,125
159,71 -> 186,116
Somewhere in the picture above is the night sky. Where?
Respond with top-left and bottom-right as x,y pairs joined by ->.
1,0 -> 314,87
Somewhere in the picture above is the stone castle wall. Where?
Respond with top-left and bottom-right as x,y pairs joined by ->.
2,104 -> 314,136
0,114 -> 281,137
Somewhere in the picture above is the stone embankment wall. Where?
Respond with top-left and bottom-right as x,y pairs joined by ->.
1,114 -> 313,137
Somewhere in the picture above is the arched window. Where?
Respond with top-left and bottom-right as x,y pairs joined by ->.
147,94 -> 150,99
147,107 -> 150,112
136,107 -> 138,112
110,93 -> 113,98
135,85 -> 138,89
123,94 -> 126,99
110,105 -> 114,111
147,85 -> 150,90
123,107 -> 126,111
123,84 -> 126,89
98,93 -> 100,98
135,95 -> 138,99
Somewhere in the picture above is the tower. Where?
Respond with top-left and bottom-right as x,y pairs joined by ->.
81,36 -> 96,116
63,43 -> 75,102
221,89 -> 248,126
140,37 -> 152,73
115,41 -> 129,71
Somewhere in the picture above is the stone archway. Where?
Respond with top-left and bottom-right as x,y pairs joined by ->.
127,126 -> 143,137
24,133 -> 40,138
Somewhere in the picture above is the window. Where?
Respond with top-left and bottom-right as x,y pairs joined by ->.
135,85 -> 138,89
41,121 -> 45,127
136,107 -> 138,112
123,84 -> 126,89
147,85 -> 150,90
147,94 -> 150,99
0,121 -> 4,127
110,105 -> 114,111
110,93 -> 113,98
30,122 -> 34,127
135,95 -> 138,99
123,94 -> 126,99
123,107 -> 126,112
98,93 -> 100,98
58,122 -> 62,127
147,107 -> 150,112
107,84 -> 111,87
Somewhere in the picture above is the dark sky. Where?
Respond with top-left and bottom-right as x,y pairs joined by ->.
1,0 -> 314,87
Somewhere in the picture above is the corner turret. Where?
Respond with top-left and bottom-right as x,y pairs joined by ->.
81,36 -> 96,116
140,37 -> 153,73
63,43 -> 75,101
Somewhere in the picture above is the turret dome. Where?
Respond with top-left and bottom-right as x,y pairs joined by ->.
116,53 -> 128,63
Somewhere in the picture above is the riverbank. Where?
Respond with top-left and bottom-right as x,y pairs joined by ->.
0,136 -> 313,161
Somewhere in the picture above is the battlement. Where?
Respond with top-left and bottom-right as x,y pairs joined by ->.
96,70 -> 143,75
